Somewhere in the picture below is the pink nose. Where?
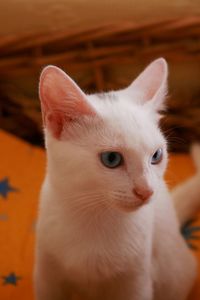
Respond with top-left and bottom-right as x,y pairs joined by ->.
133,187 -> 154,202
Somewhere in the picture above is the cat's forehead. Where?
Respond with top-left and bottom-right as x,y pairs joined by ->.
87,91 -> 143,118
88,91 -> 130,106
87,92 -> 164,151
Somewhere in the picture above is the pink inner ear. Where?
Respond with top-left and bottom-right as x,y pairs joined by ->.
44,98 -> 95,139
39,66 -> 95,139
127,58 -> 168,110
45,111 -> 64,139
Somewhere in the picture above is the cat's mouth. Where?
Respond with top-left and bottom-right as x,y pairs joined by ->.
110,191 -> 152,212
115,196 -> 151,212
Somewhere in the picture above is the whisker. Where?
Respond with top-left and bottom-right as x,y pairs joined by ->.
65,191 -> 110,217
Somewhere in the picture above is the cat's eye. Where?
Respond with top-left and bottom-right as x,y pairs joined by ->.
100,152 -> 123,168
151,148 -> 163,165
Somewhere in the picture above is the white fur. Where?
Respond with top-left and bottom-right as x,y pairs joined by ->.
34,59 -> 197,300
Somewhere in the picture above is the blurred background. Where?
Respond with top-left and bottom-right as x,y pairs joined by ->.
1,2 -> 200,300
1,0 -> 200,152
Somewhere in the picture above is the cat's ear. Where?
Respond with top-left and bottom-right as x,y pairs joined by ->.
126,58 -> 168,111
39,66 -> 96,138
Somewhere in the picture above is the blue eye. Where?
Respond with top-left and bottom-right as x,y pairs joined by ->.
151,148 -> 163,165
100,152 -> 123,168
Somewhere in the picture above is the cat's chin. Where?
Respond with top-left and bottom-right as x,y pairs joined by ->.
115,199 -> 151,213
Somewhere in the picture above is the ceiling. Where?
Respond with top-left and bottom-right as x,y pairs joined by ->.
1,0 -> 200,37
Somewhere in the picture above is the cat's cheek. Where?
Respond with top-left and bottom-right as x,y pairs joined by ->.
153,159 -> 167,179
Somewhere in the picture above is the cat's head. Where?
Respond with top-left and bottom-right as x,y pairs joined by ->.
39,58 -> 168,213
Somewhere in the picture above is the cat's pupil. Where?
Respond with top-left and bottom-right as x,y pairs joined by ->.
108,152 -> 116,163
100,151 -> 123,169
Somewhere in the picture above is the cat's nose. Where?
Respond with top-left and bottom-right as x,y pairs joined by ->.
133,187 -> 154,202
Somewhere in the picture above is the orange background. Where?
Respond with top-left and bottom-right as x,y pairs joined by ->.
0,129 -> 199,299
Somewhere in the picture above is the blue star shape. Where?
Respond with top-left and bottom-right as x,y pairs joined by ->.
181,219 -> 200,250
2,272 -> 22,285
0,177 -> 18,199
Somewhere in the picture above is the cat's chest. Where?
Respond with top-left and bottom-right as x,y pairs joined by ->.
40,191 -> 154,281
59,214 -> 153,282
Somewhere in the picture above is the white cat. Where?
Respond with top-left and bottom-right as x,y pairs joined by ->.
34,58 -> 197,300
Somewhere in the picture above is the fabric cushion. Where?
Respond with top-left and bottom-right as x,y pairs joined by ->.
0,129 -> 199,299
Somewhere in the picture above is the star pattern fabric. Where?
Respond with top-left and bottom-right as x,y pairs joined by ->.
182,219 -> 200,250
2,272 -> 22,286
1,130 -> 200,299
0,130 -> 45,300
0,177 -> 18,199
